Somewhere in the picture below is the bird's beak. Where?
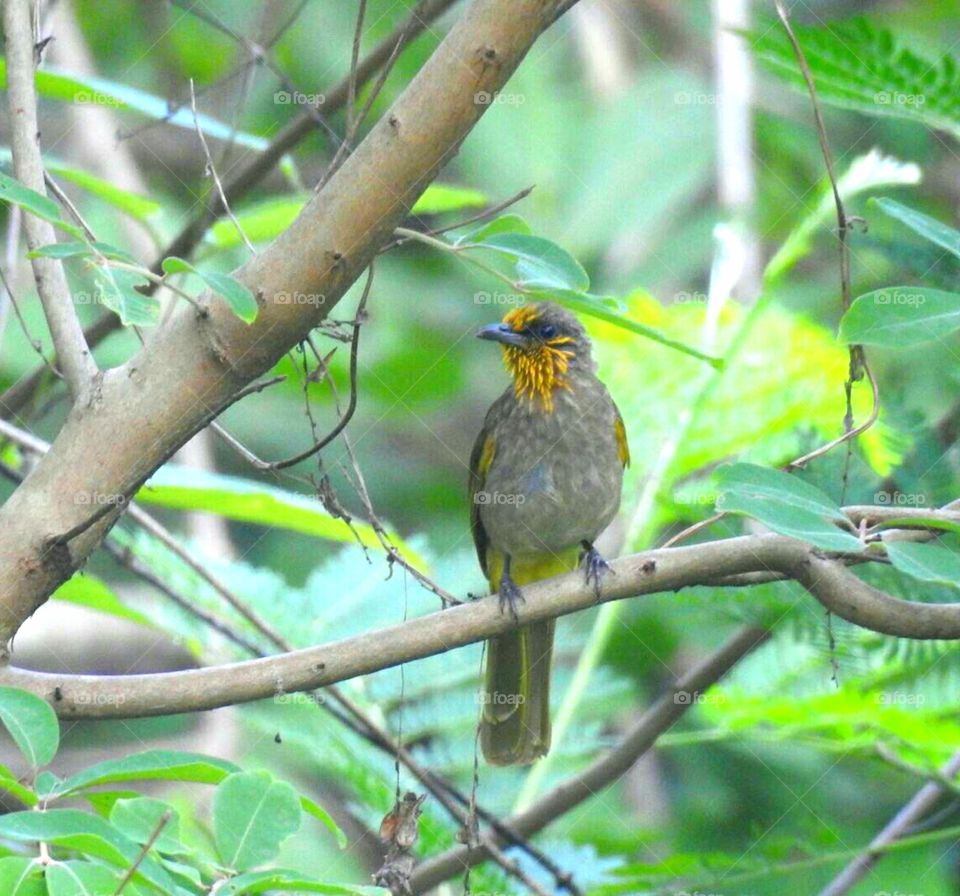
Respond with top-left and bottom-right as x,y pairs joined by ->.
476,322 -> 528,348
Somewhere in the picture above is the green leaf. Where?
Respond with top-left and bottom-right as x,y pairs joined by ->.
456,214 -> 531,243
886,541 -> 960,588
540,289 -> 722,368
0,688 -> 59,769
0,810 -> 181,894
466,231 -> 590,291
206,184 -> 487,251
53,574 -> 154,629
715,464 -> 846,519
714,463 -> 863,553
839,287 -> 960,347
300,796 -> 347,849
137,466 -> 423,566
0,148 -> 162,224
0,856 -> 44,896
162,256 -> 258,323
748,17 -> 960,140
213,771 -> 302,871
206,195 -> 307,249
410,184 -> 487,216
220,870 -> 386,895
0,60 -> 271,151
110,798 -> 182,854
716,494 -> 864,552
90,265 -> 159,327
0,763 -> 37,807
0,171 -> 63,224
764,152 -> 920,284
872,197 -> 960,261
51,750 -> 239,799
44,861 -> 123,896
27,241 -> 135,263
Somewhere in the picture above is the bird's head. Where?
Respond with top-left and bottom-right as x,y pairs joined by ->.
476,302 -> 593,410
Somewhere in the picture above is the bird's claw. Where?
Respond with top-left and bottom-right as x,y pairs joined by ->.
581,542 -> 612,599
498,574 -> 525,622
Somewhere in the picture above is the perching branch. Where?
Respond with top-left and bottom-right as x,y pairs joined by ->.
4,533 -> 960,718
2,0 -> 98,403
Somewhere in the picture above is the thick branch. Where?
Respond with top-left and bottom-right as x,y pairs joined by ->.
2,0 -> 97,402
3,534 -> 960,717
0,0 -> 567,643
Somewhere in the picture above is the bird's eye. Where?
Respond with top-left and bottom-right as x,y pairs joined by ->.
540,324 -> 556,339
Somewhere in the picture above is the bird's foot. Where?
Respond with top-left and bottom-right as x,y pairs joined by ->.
498,571 -> 525,622
581,540 -> 613,600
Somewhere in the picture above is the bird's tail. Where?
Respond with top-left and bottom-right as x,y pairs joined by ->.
480,549 -> 579,766
481,621 -> 555,765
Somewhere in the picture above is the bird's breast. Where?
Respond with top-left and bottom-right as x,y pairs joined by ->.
479,380 -> 624,555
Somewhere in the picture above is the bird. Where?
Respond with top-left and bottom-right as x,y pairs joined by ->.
469,301 -> 629,765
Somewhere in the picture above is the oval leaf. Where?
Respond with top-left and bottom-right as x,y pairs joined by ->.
886,541 -> 960,588
715,463 -> 846,520
213,771 -> 302,871
466,232 -> 589,292
873,196 -> 960,261
0,856 -> 44,896
51,749 -> 238,799
0,687 -> 59,769
839,287 -> 960,347
0,810 -> 179,894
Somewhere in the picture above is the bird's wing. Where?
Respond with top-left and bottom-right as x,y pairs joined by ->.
468,420 -> 497,578
613,400 -> 631,468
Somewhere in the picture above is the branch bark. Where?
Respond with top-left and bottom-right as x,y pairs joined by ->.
3,534 -> 960,717
2,0 -> 97,403
0,0 -> 568,645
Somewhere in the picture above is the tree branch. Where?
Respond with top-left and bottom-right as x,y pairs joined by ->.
2,0 -> 97,403
0,0 -> 460,422
0,0 -> 570,644
2,533 -> 959,717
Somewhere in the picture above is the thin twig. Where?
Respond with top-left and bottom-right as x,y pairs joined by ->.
114,810 -> 171,895
773,0 -> 877,472
188,79 -> 255,256
818,751 -> 960,896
